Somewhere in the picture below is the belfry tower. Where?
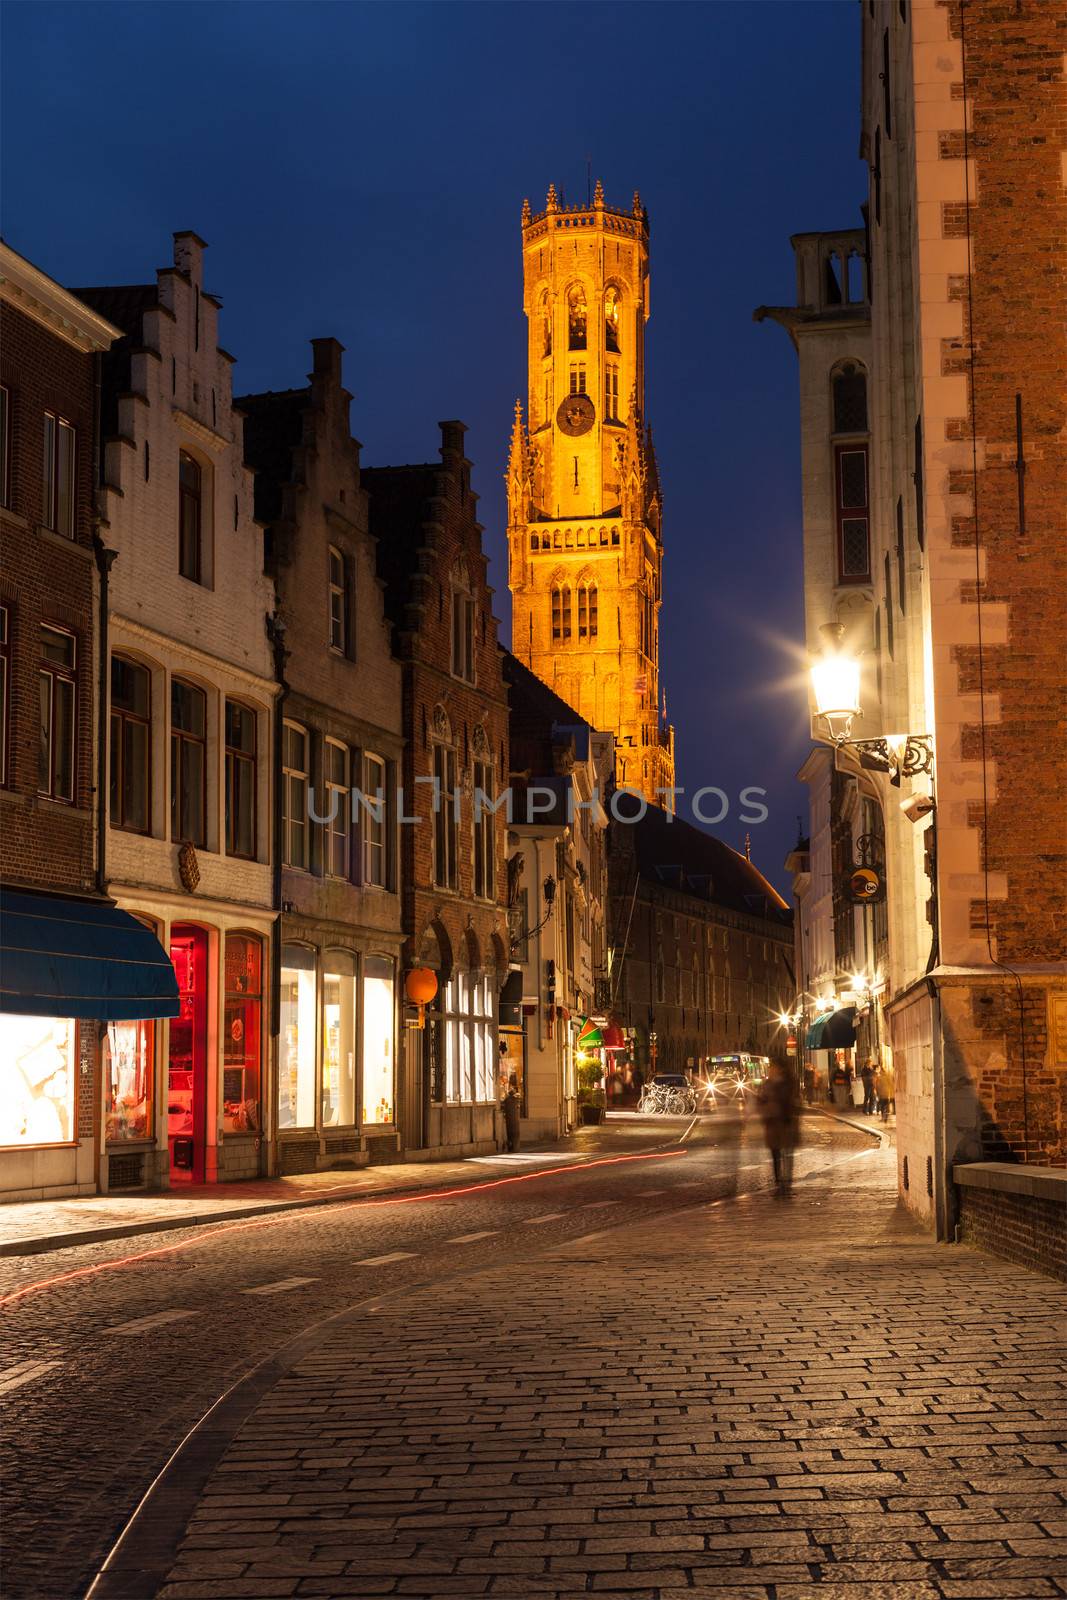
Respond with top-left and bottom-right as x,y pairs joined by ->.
507,181 -> 674,803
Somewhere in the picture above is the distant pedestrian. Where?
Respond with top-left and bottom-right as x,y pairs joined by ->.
756,1060 -> 800,1197
875,1063 -> 894,1122
502,1074 -> 521,1152
803,1063 -> 815,1106
861,1061 -> 876,1115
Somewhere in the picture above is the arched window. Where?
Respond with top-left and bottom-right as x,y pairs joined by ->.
567,284 -> 587,350
604,286 -> 621,353
110,655 -> 151,833
577,582 -> 598,640
540,293 -> 552,359
282,720 -> 309,868
832,363 -> 868,433
551,584 -> 572,642
831,364 -> 871,584
178,452 -> 203,583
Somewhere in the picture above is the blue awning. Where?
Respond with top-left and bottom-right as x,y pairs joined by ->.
805,1006 -> 857,1050
0,889 -> 180,1021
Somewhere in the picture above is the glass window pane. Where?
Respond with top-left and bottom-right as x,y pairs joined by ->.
0,1015 -> 76,1144
279,949 -> 316,1129
322,953 -> 357,1127
53,677 -> 74,801
42,627 -> 75,668
38,672 -> 51,792
223,935 -> 262,1134
326,741 -> 347,787
57,421 -> 75,537
172,680 -> 205,735
362,955 -> 395,1124
124,719 -> 149,831
105,1020 -> 153,1141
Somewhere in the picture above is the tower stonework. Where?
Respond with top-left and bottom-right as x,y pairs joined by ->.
507,183 -> 674,803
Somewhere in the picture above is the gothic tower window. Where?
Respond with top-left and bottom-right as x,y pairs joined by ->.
567,284 -> 587,350
830,362 -> 871,583
577,582 -> 598,640
605,365 -> 619,420
540,293 -> 552,359
604,286 -> 621,352
551,584 -> 572,642
569,365 -> 586,396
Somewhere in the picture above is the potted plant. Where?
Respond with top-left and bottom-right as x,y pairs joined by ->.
576,1059 -> 606,1125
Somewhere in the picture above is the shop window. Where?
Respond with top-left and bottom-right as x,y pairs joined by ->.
0,604 -> 9,787
0,1015 -> 76,1145
363,955 -> 396,1123
110,656 -> 151,833
567,283 -> 587,350
322,950 -> 358,1127
604,286 -> 621,353
39,625 -> 77,802
325,738 -> 350,879
362,752 -> 387,887
104,1018 -> 153,1142
178,451 -> 205,583
43,411 -> 76,538
279,945 -> 316,1129
433,740 -> 458,890
171,678 -> 207,847
223,934 -> 262,1134
282,721 -> 309,869
225,700 -> 257,859
441,972 -> 493,1104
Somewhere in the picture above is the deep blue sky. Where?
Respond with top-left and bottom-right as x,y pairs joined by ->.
2,1 -> 862,892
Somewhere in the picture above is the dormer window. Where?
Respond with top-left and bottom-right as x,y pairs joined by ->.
328,546 -> 349,654
178,452 -> 202,583
451,561 -> 475,683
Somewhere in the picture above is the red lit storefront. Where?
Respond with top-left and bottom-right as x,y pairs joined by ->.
102,906 -> 273,1189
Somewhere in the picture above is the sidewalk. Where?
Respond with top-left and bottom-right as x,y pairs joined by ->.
817,1103 -> 897,1145
0,1119 -> 660,1258
98,1146 -> 1067,1600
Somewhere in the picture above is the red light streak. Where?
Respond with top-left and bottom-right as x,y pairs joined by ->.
0,1148 -> 688,1311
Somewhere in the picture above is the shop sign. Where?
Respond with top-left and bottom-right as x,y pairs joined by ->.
846,864 -> 885,903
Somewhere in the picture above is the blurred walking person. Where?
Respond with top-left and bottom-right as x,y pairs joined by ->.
756,1060 -> 800,1198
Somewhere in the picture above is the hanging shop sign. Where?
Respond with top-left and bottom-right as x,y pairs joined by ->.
846,864 -> 886,903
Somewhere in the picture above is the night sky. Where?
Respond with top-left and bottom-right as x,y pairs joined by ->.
2,1 -> 861,891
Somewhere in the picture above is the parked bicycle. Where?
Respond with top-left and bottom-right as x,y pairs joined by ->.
637,1073 -> 698,1115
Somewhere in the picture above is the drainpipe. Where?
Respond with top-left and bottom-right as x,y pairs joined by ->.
267,612 -> 289,1175
90,350 -> 116,899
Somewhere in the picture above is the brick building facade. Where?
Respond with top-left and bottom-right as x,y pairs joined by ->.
241,339 -> 405,1175
764,0 -> 1066,1236
365,426 -> 510,1156
608,805 -> 795,1076
0,244 -> 122,1197
80,231 -> 278,1192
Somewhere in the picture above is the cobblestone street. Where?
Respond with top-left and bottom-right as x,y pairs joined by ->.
89,1137 -> 1066,1600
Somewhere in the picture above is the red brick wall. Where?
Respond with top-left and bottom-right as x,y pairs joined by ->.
0,302 -> 97,894
942,1 -> 1067,1160
957,1184 -> 1066,1282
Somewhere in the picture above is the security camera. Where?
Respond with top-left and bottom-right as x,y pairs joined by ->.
900,791 -> 935,824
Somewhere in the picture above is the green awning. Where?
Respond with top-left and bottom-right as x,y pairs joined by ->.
805,1006 -> 857,1050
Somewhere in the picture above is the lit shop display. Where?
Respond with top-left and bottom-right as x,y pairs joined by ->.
362,956 -> 395,1124
0,1014 -> 76,1146
104,1019 -> 153,1141
223,934 -> 262,1133
168,925 -> 208,1180
280,946 -> 317,1130
322,953 -> 357,1127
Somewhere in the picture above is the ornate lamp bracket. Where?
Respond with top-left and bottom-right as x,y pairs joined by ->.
849,734 -> 934,784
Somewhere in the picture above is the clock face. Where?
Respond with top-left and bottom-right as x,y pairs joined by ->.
556,392 -> 595,437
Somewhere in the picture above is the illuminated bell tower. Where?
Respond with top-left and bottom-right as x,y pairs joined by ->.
507,180 -> 675,803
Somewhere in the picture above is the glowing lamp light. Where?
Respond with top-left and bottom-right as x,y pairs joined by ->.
404,966 -> 438,1031
810,650 -> 862,744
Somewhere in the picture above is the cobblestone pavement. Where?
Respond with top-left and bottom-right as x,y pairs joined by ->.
133,1144 -> 1067,1600
0,1118 -> 673,1257
2,1112 -> 863,1599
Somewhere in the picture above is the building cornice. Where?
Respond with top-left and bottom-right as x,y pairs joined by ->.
0,241 -> 122,353
109,612 -> 279,696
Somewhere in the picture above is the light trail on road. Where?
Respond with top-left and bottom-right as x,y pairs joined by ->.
0,1146 -> 689,1310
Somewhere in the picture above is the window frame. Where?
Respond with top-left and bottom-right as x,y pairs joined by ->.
567,283 -> 587,351
178,451 -> 203,584
451,577 -> 475,684
170,677 -> 208,847
224,698 -> 258,860
834,443 -> 871,584
110,654 -> 152,834
282,720 -> 310,871
43,411 -> 76,539
362,751 -> 387,888
324,737 -> 350,879
328,546 -> 348,655
38,623 -> 77,803
472,754 -> 495,901
432,740 -> 458,891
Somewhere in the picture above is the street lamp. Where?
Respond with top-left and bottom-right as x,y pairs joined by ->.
809,631 -> 933,788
